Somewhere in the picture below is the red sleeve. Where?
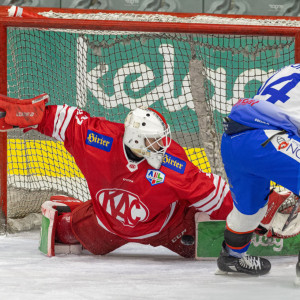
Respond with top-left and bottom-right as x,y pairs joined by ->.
179,167 -> 233,220
35,104 -> 90,156
165,141 -> 233,220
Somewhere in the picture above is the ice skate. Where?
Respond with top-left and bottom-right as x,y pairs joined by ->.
217,242 -> 271,276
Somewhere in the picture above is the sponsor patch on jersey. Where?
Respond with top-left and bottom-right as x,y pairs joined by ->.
146,170 -> 165,186
265,130 -> 300,162
162,153 -> 186,174
85,130 -> 113,152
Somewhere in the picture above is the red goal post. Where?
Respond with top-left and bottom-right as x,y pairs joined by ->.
0,6 -> 299,231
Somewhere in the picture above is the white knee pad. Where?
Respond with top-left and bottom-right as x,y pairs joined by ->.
227,205 -> 268,233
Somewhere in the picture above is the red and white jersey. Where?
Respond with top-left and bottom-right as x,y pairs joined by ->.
37,105 -> 233,241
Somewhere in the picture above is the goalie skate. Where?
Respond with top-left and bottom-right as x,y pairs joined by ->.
217,242 -> 271,276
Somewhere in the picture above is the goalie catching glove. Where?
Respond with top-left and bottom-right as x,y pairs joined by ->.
0,93 -> 48,131
255,190 -> 300,239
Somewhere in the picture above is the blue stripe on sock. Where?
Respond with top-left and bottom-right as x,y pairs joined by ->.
226,243 -> 251,258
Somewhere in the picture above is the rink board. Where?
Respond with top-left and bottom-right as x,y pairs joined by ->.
196,220 -> 300,259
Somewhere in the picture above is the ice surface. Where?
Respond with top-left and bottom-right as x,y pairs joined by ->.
0,230 -> 299,300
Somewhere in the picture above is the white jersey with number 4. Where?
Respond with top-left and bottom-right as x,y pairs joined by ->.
254,64 -> 300,119
228,64 -> 300,136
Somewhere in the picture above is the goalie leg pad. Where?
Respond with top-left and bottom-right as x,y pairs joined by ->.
148,207 -> 197,258
39,198 -> 83,257
50,194 -> 83,211
56,213 -> 79,244
40,201 -> 60,256
257,191 -> 300,238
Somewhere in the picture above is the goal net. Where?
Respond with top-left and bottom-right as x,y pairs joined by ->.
1,7 -> 300,232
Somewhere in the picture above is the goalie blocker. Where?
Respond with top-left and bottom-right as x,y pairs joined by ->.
40,190 -> 300,257
0,93 -> 49,131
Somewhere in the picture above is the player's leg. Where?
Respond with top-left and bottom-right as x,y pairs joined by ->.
258,130 -> 300,195
148,206 -> 197,258
217,178 -> 272,275
219,129 -> 300,275
218,131 -> 273,275
71,200 -> 129,255
242,130 -> 300,238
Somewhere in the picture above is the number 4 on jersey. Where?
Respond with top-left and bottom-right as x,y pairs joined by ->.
257,74 -> 300,104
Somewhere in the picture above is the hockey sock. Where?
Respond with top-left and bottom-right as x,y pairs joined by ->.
225,242 -> 251,258
224,228 -> 253,257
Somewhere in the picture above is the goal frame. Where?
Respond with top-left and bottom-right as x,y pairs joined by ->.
0,6 -> 300,224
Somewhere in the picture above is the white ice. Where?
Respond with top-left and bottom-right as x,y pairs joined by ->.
0,230 -> 299,300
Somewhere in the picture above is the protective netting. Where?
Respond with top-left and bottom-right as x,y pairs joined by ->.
5,26 -> 294,230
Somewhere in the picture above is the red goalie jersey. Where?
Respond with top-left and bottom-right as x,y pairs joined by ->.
36,105 -> 233,241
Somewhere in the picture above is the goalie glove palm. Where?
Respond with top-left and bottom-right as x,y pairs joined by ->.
0,93 -> 49,131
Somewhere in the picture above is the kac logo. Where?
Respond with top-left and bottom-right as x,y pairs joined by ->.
96,188 -> 149,227
146,169 -> 165,186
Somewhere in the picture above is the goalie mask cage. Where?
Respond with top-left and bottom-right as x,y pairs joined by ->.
0,6 -> 299,232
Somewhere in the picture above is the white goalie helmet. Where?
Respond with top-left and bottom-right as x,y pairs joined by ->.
123,107 -> 171,169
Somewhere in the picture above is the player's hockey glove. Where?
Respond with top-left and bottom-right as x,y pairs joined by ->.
255,190 -> 300,239
0,93 -> 48,131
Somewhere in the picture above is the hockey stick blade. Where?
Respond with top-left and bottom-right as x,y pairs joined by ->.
282,196 -> 300,231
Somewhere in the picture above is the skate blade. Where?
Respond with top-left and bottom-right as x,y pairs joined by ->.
215,269 -> 228,275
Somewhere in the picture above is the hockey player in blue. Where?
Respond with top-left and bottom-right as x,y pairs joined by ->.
217,64 -> 300,275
